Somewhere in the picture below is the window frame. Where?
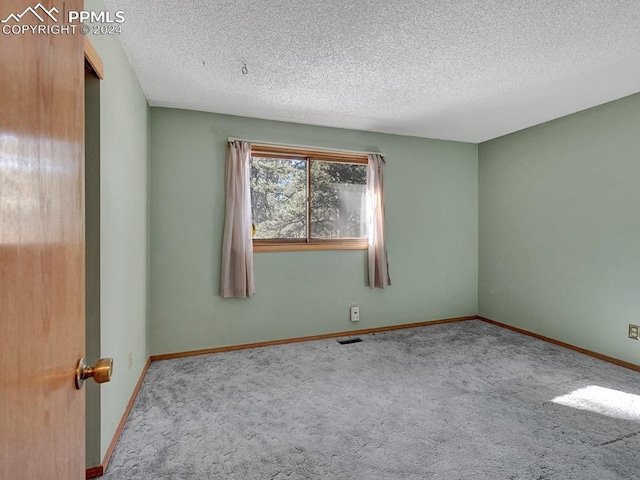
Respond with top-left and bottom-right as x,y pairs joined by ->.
250,145 -> 369,252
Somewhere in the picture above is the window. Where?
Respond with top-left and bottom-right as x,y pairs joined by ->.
250,145 -> 368,252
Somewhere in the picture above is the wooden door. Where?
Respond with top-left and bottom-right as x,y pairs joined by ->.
0,1 -> 86,479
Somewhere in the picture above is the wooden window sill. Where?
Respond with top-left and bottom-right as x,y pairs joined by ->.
253,242 -> 368,252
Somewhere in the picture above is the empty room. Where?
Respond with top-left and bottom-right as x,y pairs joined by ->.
2,0 -> 640,479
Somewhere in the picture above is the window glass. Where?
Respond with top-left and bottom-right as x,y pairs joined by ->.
249,146 -> 370,251
250,157 -> 306,239
310,161 -> 367,239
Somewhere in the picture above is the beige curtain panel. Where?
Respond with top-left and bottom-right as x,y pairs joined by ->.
367,154 -> 391,288
220,141 -> 255,298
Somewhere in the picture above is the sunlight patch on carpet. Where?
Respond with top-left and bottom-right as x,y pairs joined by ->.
552,386 -> 640,421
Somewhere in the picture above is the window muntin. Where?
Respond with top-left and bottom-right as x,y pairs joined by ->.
249,146 -> 368,251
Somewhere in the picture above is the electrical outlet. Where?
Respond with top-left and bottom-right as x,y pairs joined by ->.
629,324 -> 639,340
350,304 -> 360,322
128,352 -> 133,369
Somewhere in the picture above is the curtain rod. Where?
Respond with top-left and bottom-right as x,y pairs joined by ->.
227,137 -> 384,157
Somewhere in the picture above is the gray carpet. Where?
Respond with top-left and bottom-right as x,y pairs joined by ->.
101,320 -> 640,479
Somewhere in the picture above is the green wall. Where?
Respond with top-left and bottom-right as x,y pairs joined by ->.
87,0 -> 150,463
479,92 -> 640,366
149,108 -> 478,355
84,74 -> 101,467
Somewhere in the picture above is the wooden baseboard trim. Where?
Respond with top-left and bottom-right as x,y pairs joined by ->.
101,357 -> 151,469
150,315 -> 477,362
86,357 -> 151,479
478,316 -> 640,373
85,465 -> 103,479
87,316 -> 474,477
86,314 -> 638,478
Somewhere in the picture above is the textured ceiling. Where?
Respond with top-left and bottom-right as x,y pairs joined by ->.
106,0 -> 640,143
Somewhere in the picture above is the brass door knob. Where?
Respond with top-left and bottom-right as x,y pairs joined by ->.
75,357 -> 113,389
